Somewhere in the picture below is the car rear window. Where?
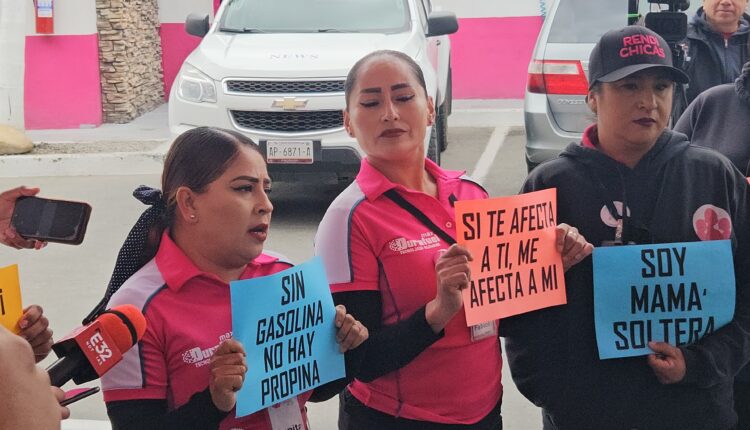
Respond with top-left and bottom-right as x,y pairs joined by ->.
548,0 -> 629,43
548,0 -> 702,43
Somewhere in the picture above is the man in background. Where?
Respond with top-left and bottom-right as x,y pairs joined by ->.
676,0 -> 750,116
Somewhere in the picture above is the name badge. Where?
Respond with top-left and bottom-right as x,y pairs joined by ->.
268,397 -> 306,430
470,321 -> 497,342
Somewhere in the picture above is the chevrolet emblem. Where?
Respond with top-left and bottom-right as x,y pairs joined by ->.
272,97 -> 309,110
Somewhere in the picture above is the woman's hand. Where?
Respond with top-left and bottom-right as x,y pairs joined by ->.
426,244 -> 473,333
209,339 -> 247,412
18,305 -> 53,362
556,224 -> 594,271
334,305 -> 368,352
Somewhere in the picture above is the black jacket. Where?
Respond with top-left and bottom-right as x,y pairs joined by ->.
500,129 -> 750,430
674,61 -> 750,174
676,8 -> 750,117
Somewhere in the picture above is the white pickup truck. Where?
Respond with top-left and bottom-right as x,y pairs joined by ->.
168,0 -> 457,185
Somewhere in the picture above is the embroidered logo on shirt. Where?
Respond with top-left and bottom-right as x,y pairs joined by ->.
388,232 -> 441,255
181,332 -> 232,367
599,201 -> 630,228
693,205 -> 732,240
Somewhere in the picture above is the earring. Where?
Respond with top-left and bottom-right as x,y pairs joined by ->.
189,214 -> 196,220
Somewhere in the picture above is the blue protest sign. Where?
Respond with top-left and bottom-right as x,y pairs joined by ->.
230,257 -> 345,416
593,240 -> 735,359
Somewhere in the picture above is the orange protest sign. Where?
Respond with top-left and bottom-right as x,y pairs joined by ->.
455,188 -> 565,325
0,264 -> 23,333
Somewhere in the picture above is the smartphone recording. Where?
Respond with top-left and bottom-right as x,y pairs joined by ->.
11,196 -> 92,245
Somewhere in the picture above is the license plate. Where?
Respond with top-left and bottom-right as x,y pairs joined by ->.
266,140 -> 314,164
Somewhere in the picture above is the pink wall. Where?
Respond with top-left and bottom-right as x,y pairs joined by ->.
24,34 -> 102,129
160,23 -> 203,99
450,16 -> 542,99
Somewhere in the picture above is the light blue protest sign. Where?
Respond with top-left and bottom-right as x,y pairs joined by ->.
230,257 -> 345,417
593,240 -> 735,359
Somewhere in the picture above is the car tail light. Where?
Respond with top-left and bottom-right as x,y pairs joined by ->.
527,60 -> 589,95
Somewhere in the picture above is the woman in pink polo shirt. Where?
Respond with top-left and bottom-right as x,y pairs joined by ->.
98,127 -> 368,430
314,50 -> 593,430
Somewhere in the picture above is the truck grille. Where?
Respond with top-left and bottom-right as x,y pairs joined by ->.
225,80 -> 345,94
231,110 -> 344,132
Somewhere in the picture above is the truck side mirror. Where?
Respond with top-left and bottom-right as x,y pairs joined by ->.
185,13 -> 210,38
426,11 -> 458,37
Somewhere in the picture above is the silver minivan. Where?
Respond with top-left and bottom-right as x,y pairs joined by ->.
524,0 -> 699,171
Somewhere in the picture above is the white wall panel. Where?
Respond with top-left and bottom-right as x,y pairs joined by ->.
26,0 -> 97,36
158,0 -> 213,24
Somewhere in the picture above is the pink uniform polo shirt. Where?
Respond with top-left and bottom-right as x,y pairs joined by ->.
315,158 -> 503,424
101,233 -> 311,430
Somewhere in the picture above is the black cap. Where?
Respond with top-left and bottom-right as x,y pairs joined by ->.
588,26 -> 689,89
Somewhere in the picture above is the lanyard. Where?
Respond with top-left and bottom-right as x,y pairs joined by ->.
383,189 -> 456,245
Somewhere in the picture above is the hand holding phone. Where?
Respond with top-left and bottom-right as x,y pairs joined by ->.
0,186 -> 42,249
11,196 -> 91,245
60,386 -> 100,407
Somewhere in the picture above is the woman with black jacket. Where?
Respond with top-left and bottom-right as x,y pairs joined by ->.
501,26 -> 750,430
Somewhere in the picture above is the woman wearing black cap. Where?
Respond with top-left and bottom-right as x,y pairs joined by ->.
500,26 -> 750,430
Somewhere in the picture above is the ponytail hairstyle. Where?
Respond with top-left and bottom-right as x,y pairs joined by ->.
83,127 -> 262,323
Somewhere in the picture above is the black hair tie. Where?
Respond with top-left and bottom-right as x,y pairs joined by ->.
133,185 -> 164,207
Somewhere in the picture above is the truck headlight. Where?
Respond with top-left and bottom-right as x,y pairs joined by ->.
177,64 -> 217,103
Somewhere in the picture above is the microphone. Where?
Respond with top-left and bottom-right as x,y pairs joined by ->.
46,304 -> 147,387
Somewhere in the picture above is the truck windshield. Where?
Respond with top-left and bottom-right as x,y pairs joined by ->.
219,0 -> 410,33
